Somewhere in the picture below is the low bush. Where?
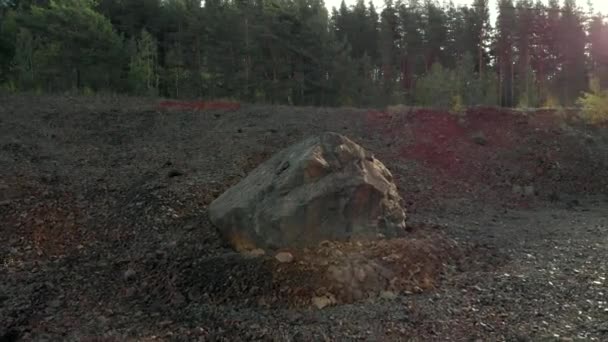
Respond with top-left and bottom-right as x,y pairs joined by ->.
577,77 -> 608,124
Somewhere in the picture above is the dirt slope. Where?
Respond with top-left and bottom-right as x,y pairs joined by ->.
1,95 -> 607,341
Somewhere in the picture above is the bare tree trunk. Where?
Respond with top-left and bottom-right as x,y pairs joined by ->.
511,60 -> 515,107
196,36 -> 202,97
479,39 -> 483,79
479,23 -> 484,79
498,60 -> 503,106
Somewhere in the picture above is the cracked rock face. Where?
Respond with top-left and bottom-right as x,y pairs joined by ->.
209,132 -> 407,251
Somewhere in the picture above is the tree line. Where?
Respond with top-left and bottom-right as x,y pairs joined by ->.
0,0 -> 606,108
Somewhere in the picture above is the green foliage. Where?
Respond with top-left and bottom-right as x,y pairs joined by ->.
517,66 -> 540,109
12,28 -> 34,89
82,86 -> 95,96
0,79 -> 16,93
577,92 -> 608,124
451,94 -> 464,113
556,0 -> 587,105
414,63 -> 454,108
0,0 -> 599,108
544,94 -> 561,109
415,54 -> 498,108
454,53 -> 490,106
128,29 -> 159,96
589,76 -> 601,94
577,76 -> 608,124
0,9 -> 18,83
18,0 -> 125,91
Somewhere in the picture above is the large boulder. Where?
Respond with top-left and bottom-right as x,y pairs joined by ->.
208,132 -> 407,251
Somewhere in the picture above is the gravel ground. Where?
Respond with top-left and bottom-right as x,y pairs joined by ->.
1,95 -> 607,341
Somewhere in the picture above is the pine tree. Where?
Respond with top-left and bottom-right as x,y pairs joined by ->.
129,29 -> 159,96
335,0 -> 350,43
18,0 -> 125,91
397,0 -> 424,95
515,0 -> 535,106
542,0 -> 563,103
367,1 -> 379,64
465,0 -> 491,77
414,62 -> 454,107
12,28 -> 34,89
530,0 -> 549,104
423,0 -> 447,70
379,0 -> 400,103
444,1 -> 467,69
588,14 -> 608,88
496,0 -> 516,106
0,7 -> 17,85
558,0 -> 587,105
351,0 -> 367,59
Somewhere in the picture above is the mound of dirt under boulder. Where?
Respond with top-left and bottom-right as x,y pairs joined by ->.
170,224 -> 459,309
209,132 -> 407,251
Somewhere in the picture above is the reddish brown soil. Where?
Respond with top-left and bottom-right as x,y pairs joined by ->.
365,106 -> 607,211
159,100 -> 241,111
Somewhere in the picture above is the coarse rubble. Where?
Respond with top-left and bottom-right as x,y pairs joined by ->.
1,95 -> 607,341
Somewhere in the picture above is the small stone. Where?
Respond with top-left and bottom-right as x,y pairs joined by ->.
98,315 -> 109,325
167,170 -> 183,178
159,320 -> 173,327
331,249 -> 344,257
171,292 -> 186,305
124,268 -> 136,280
247,248 -> 266,257
472,132 -> 487,146
125,287 -> 136,297
275,252 -> 294,263
380,291 -> 398,300
328,266 -> 349,283
355,267 -> 367,282
312,295 -> 334,309
319,240 -> 332,248
524,185 -> 535,196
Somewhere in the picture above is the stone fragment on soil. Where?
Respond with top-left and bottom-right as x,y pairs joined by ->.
123,268 -> 136,280
312,294 -> 336,309
472,131 -> 487,146
380,290 -> 398,300
247,248 -> 266,257
274,252 -> 294,263
524,185 -> 535,196
209,132 -> 407,250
